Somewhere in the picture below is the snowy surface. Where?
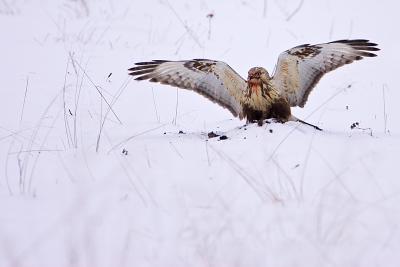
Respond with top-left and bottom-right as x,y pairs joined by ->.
1,0 -> 400,266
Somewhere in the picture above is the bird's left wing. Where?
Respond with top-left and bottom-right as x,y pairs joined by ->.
128,59 -> 246,118
271,39 -> 379,107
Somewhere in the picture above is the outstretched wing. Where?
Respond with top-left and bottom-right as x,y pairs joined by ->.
128,59 -> 247,118
271,39 -> 379,107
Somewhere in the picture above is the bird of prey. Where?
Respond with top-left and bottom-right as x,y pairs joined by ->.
128,39 -> 379,130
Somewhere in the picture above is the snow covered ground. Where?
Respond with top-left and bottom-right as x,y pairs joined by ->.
1,0 -> 400,266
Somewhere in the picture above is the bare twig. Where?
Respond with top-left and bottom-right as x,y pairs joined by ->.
144,145 -> 152,168
263,0 -> 268,18
0,126 -> 42,144
163,0 -> 203,48
96,76 -> 131,152
329,19 -> 335,40
94,25 -> 111,45
206,13 -> 214,40
173,88 -> 179,125
299,125 -> 318,199
205,140 -> 211,166
6,75 -> 31,195
382,84 -> 388,134
151,87 -> 160,122
0,0 -> 14,15
17,149 -> 23,193
96,90 -> 104,152
265,29 -> 271,47
56,151 -> 76,183
286,0 -> 304,21
104,132 -> 151,206
348,20 -> 354,38
9,149 -> 63,155
68,53 -> 122,124
108,110 -> 195,153
174,32 -> 187,55
72,53 -> 88,148
62,58 -> 73,148
79,0 -> 89,16
22,89 -> 63,194
272,157 -> 299,200
311,148 -> 356,201
359,158 -> 385,198
285,28 -> 298,40
267,86 -> 347,161
27,103 -> 64,194
20,77 -> 29,124
209,143 -> 281,203
169,141 -> 184,159
108,122 -> 170,154
4,140 -> 17,195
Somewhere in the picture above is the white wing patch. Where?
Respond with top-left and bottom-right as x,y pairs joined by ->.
271,39 -> 379,107
128,59 -> 247,118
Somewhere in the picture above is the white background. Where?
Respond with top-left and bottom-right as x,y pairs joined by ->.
1,0 -> 399,266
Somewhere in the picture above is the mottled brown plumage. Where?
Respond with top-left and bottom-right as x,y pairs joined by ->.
129,39 -> 379,129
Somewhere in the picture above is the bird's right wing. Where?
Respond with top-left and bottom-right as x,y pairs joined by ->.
128,59 -> 247,119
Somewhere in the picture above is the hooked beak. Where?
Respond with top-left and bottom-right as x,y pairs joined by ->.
247,75 -> 261,85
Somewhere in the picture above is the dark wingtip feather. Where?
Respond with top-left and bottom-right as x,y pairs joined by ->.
134,74 -> 153,81
331,39 -> 380,57
128,60 -> 168,78
129,69 -> 155,76
128,65 -> 158,71
293,43 -> 310,49
330,39 -> 379,48
192,58 -> 216,62
346,39 -> 370,43
134,61 -> 157,66
363,52 -> 378,57
364,42 -> 378,47
352,46 -> 380,51
330,39 -> 369,44
134,60 -> 169,66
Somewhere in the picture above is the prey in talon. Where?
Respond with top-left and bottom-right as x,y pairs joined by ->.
129,39 -> 379,130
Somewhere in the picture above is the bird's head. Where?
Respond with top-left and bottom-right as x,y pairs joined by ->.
247,67 -> 270,86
